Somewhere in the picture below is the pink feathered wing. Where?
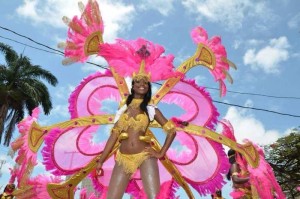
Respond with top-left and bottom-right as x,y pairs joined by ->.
158,78 -> 229,196
42,71 -> 119,195
11,107 -> 40,186
247,144 -> 286,199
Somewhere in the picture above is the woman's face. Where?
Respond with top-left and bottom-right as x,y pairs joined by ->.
133,79 -> 149,96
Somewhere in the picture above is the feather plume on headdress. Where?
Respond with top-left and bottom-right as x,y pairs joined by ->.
58,0 -> 104,65
191,27 -> 236,97
99,38 -> 183,82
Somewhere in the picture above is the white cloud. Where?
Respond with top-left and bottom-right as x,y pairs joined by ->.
223,100 -> 282,145
138,0 -> 175,16
182,0 -> 272,30
233,39 -> 265,50
233,40 -> 241,49
144,21 -> 164,34
194,75 -> 206,85
247,39 -> 264,47
288,13 -> 300,29
16,0 -> 135,41
49,104 -> 69,118
16,0 -> 80,28
243,36 -> 290,74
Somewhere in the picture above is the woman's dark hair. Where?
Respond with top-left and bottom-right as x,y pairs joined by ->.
126,80 -> 152,117
3,183 -> 15,192
228,149 -> 236,164
226,149 -> 236,180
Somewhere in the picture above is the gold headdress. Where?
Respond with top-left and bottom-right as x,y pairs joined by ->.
132,45 -> 151,82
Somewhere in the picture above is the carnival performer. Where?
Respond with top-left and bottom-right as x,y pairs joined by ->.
0,183 -> 15,199
220,118 -> 286,199
95,46 -> 184,199
226,149 -> 252,199
211,190 -> 224,199
10,1 -> 251,198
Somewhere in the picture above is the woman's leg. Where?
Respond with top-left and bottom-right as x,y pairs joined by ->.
106,163 -> 131,199
140,158 -> 160,199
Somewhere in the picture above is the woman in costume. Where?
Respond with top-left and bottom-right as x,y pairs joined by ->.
221,119 -> 285,199
211,190 -> 224,199
9,1 -> 263,198
0,184 -> 15,199
226,149 -> 251,199
95,46 -> 182,199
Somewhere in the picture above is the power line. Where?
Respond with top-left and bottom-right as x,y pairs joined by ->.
1,26 -> 300,118
0,25 -> 63,55
0,26 -> 107,69
153,82 -> 300,118
213,101 -> 300,118
206,86 -> 300,100
0,35 -> 63,56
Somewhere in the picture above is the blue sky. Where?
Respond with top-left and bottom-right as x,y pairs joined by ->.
0,0 -> 299,198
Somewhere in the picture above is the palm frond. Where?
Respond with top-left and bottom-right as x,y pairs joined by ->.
20,64 -> 58,86
3,109 -> 18,146
0,42 -> 19,66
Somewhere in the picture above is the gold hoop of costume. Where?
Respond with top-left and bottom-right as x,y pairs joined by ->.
162,120 -> 176,134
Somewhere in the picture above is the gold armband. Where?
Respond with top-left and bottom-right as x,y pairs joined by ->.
111,126 -> 121,135
162,120 -> 176,134
231,172 -> 239,176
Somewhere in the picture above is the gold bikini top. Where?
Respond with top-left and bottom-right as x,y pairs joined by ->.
114,98 -> 150,132
116,112 -> 149,132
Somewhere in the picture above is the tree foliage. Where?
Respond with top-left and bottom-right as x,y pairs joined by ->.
264,127 -> 300,198
0,42 -> 58,146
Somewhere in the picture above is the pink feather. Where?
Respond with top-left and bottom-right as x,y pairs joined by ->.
99,38 -> 183,82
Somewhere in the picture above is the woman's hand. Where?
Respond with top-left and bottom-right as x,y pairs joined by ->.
144,147 -> 164,159
95,162 -> 103,176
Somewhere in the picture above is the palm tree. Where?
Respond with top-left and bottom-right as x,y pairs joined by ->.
0,42 -> 58,146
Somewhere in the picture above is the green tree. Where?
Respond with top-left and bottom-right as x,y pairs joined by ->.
264,127 -> 300,198
0,42 -> 58,146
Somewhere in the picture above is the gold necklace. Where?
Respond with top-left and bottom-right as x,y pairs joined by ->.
128,98 -> 143,109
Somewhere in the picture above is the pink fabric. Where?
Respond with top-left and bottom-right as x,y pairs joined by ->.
99,38 -> 183,82
42,71 -> 119,175
68,70 -> 121,118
